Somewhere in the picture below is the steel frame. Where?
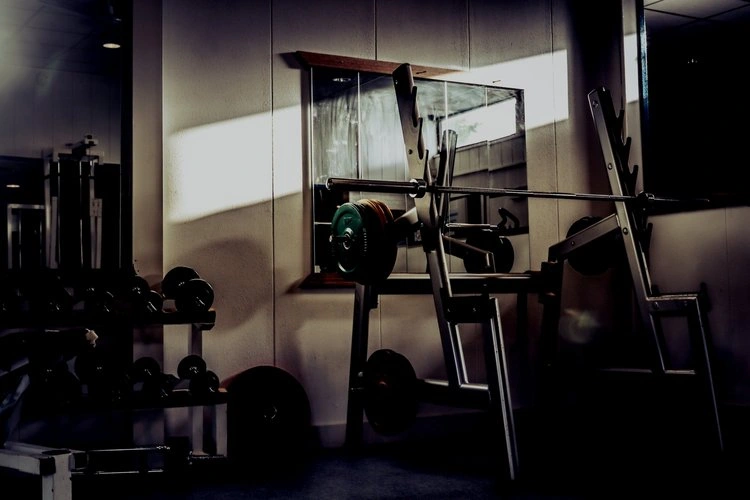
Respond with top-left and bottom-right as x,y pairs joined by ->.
341,67 -> 723,483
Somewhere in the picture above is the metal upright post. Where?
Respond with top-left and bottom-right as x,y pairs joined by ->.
345,283 -> 376,449
586,86 -> 723,452
392,63 -> 519,481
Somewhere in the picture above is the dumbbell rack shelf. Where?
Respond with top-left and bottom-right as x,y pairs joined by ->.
0,309 -> 216,331
0,308 -> 226,500
20,387 -> 228,416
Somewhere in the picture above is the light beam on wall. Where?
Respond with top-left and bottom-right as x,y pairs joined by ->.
450,50 -> 569,130
624,33 -> 639,104
167,113 -> 272,223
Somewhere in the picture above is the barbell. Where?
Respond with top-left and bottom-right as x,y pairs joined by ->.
326,177 -> 710,205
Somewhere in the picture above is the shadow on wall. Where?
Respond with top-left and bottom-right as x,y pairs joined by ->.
166,202 -> 274,332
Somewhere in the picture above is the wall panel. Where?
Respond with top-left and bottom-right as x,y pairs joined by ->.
271,0 -> 376,442
161,0 -> 275,386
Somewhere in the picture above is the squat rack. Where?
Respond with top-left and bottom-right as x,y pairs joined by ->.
331,63 -> 723,482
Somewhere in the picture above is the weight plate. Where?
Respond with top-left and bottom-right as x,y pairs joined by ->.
189,370 -> 220,395
130,356 -> 161,381
74,349 -> 106,383
162,266 -> 200,298
464,231 -> 515,273
362,199 -> 398,282
363,349 -> 418,436
330,199 -> 397,285
566,216 -> 617,276
330,202 -> 369,282
177,354 -> 207,379
222,365 -> 312,470
174,278 -> 214,313
126,275 -> 150,298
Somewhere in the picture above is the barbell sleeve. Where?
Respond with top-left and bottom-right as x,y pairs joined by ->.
327,177 -> 427,197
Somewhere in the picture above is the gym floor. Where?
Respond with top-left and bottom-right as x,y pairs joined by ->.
12,404 -> 742,500
5,374 -> 749,499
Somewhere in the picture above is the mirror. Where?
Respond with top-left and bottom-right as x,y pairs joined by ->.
0,0 -> 130,272
308,61 -> 528,280
640,1 -> 750,208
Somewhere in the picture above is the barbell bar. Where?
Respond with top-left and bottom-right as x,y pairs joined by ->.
326,177 -> 710,205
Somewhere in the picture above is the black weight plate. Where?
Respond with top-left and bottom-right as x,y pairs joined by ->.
223,365 -> 312,471
144,289 -> 164,314
189,370 -> 219,395
130,356 -> 161,381
566,216 -> 616,276
177,354 -> 207,379
126,275 -> 150,299
74,348 -> 107,383
363,349 -> 418,436
174,278 -> 214,313
162,266 -> 200,298
464,231 -> 515,273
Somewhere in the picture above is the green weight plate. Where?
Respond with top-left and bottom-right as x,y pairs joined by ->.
330,202 -> 369,281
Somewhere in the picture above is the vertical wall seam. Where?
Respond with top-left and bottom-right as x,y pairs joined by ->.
270,0 -> 276,366
549,0 -> 561,241
466,0 -> 471,70
724,208 -> 732,338
374,0 -> 382,347
374,0 -> 378,60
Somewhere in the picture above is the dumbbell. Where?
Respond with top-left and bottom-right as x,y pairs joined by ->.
79,284 -> 117,315
177,354 -> 220,396
121,275 -> 164,316
26,272 -> 75,314
0,285 -> 23,316
161,266 -> 214,313
30,360 -> 82,409
74,347 -> 114,402
127,356 -> 172,401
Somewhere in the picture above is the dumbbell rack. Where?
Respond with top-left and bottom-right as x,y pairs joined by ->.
0,301 -> 226,500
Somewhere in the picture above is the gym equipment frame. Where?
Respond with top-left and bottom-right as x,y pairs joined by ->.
340,63 -> 560,482
544,87 -> 722,450
335,64 -> 723,482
